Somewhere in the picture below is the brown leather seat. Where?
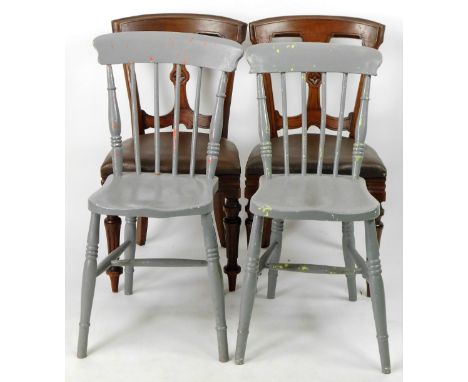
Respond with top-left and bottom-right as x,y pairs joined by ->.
101,131 -> 241,179
246,134 -> 386,178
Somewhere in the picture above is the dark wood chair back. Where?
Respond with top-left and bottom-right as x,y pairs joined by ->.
249,16 -> 385,138
112,14 -> 247,138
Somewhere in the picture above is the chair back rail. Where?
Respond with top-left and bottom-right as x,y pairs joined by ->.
246,42 -> 381,180
112,14 -> 247,138
249,15 -> 385,138
94,31 -> 243,179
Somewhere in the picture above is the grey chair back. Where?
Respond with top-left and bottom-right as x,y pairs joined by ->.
93,31 -> 243,179
245,42 -> 382,180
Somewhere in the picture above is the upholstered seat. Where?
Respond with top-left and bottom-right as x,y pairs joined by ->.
251,174 -> 380,221
246,134 -> 386,178
101,132 -> 241,179
89,173 -> 218,218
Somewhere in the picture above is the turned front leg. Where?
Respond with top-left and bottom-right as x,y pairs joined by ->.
235,215 -> 264,365
77,213 -> 100,358
223,196 -> 241,291
201,213 -> 229,362
365,220 -> 391,374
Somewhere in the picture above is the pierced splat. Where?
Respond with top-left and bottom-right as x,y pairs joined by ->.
251,16 -> 385,139
271,70 -> 353,137
146,64 -> 212,131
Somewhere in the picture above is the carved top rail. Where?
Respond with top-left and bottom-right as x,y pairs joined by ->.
112,14 -> 247,137
249,15 -> 385,138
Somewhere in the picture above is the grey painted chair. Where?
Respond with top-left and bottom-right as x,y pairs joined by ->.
234,42 -> 391,373
77,31 -> 243,362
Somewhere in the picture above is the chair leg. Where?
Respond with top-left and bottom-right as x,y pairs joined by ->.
342,222 -> 358,301
245,197 -> 253,245
245,196 -> 271,248
223,195 -> 242,292
136,217 -> 148,246
201,213 -> 229,362
213,192 -> 227,248
77,212 -> 100,358
104,215 -> 122,293
367,205 -> 385,297
267,219 -> 284,299
235,215 -> 264,365
365,220 -> 391,374
124,217 -> 137,295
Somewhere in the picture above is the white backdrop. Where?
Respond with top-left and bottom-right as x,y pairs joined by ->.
66,2 -> 402,381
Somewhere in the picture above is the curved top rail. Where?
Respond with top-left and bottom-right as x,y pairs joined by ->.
246,42 -> 382,75
94,31 -> 243,72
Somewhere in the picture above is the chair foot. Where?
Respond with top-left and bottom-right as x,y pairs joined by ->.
106,268 -> 122,293
224,266 -> 241,292
77,324 -> 90,358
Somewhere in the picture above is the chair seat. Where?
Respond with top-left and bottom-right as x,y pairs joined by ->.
251,174 -> 380,221
101,131 -> 241,180
89,173 -> 218,218
246,134 -> 386,178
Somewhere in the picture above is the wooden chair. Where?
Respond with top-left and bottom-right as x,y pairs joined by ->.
77,31 -> 243,361
235,41 -> 391,373
245,16 -> 386,295
101,14 -> 247,293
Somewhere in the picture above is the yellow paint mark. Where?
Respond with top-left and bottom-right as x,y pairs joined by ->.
258,205 -> 272,217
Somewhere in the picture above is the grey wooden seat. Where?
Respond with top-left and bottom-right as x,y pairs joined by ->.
235,42 -> 391,374
90,173 -> 218,218
77,31 -> 243,362
252,174 -> 379,221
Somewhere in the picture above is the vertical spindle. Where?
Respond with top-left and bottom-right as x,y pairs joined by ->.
317,72 -> 327,175
129,63 -> 141,174
190,67 -> 203,176
301,73 -> 308,175
106,65 -> 122,177
257,74 -> 272,179
154,63 -> 160,174
206,72 -> 228,179
280,73 -> 289,175
333,73 -> 348,176
172,64 -> 182,175
352,75 -> 371,179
